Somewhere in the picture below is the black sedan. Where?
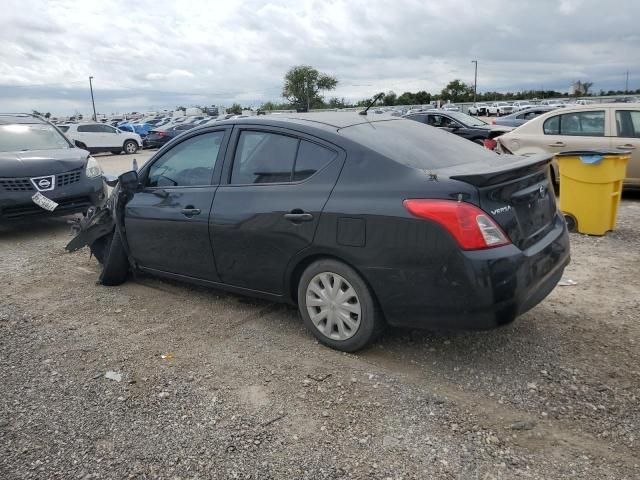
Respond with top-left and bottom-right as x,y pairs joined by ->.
404,111 -> 512,145
67,113 -> 570,351
0,114 -> 106,220
144,124 -> 196,148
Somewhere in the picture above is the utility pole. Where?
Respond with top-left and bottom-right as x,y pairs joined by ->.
625,70 -> 629,93
471,60 -> 478,103
89,76 -> 97,121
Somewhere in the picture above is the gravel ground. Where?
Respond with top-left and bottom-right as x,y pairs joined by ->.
1,195 -> 639,479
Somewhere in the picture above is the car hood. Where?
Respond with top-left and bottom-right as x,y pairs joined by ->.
0,148 -> 88,177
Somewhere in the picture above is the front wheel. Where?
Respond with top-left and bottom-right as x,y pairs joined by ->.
123,140 -> 138,154
297,259 -> 384,352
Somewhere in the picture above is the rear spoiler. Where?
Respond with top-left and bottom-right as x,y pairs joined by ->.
447,154 -> 553,187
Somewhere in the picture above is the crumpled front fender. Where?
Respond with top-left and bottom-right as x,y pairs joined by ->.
65,206 -> 114,253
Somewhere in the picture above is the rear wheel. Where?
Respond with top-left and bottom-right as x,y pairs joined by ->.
97,230 -> 129,286
123,140 -> 138,154
297,259 -> 384,352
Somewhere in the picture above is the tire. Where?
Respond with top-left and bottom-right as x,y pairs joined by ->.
98,230 -> 129,286
297,259 -> 384,352
123,140 -> 138,154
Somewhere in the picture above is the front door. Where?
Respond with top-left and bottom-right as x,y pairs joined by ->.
124,129 -> 229,281
613,109 -> 640,184
211,127 -> 343,294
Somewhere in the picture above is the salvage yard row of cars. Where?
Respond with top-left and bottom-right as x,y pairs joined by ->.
1,101 -> 639,350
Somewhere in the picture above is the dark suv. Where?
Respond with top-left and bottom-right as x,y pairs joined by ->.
0,114 -> 106,220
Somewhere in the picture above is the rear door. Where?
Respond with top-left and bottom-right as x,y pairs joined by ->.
612,108 -> 640,184
210,126 -> 344,294
124,128 -> 230,281
75,124 -> 101,148
541,109 -> 607,152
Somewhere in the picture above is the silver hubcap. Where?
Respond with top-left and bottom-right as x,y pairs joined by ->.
126,142 -> 136,153
305,272 -> 361,341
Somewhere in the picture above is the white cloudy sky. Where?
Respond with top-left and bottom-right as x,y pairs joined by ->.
1,0 -> 638,115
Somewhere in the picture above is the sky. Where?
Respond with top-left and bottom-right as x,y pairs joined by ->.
1,0 -> 639,116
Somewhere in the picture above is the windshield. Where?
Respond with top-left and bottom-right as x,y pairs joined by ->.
0,123 -> 72,153
446,111 -> 488,126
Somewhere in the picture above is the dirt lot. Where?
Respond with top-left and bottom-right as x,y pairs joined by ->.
1,175 -> 639,478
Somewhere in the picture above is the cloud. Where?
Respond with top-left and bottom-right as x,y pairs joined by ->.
0,0 -> 638,115
145,70 -> 195,81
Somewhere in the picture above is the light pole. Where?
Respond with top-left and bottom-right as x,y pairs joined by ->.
89,76 -> 97,121
471,60 -> 478,103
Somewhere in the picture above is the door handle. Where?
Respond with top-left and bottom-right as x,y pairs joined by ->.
548,142 -> 566,147
616,144 -> 636,149
180,206 -> 201,217
284,211 -> 313,223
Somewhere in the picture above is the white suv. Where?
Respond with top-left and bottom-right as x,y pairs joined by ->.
58,123 -> 143,154
487,102 -> 516,116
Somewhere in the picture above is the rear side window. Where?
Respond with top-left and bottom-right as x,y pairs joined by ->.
231,131 -> 299,184
616,110 -> 640,138
293,141 -> 336,181
77,125 -> 98,133
544,111 -> 605,136
146,131 -> 224,187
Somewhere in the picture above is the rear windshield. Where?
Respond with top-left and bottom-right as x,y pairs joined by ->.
0,123 -> 71,152
341,119 -> 494,169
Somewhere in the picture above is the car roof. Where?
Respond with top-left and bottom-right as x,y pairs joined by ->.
0,113 -> 48,125
221,112 -> 404,131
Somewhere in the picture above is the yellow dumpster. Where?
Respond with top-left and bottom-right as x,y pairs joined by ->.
556,150 -> 629,236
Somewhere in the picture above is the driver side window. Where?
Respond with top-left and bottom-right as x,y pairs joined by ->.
147,131 -> 225,187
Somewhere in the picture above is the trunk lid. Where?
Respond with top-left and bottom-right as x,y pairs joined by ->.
444,154 -> 557,250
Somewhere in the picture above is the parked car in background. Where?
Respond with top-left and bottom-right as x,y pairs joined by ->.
468,103 -> 490,116
118,122 -> 153,139
442,103 -> 460,112
0,114 -> 105,220
540,99 -> 567,107
144,124 -> 197,148
491,106 -> 559,128
404,111 -> 512,145
496,104 -> 640,188
59,123 -> 143,154
487,102 -> 516,116
574,99 -> 595,105
512,100 -> 534,111
612,96 -> 640,103
67,112 -> 569,352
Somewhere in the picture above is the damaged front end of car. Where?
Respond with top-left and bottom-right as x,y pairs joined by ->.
65,171 -> 138,263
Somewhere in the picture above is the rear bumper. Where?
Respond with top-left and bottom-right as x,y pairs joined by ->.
0,177 -> 105,220
367,214 -> 570,329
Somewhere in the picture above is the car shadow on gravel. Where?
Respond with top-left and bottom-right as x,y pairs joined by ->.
0,215 -> 78,239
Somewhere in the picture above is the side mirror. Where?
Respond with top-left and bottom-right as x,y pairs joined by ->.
118,170 -> 139,192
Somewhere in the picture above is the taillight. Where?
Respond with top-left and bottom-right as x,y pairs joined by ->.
403,199 -> 510,250
483,138 -> 497,150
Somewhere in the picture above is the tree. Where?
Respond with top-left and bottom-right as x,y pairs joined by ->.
440,80 -> 474,102
32,109 -> 42,116
414,91 -> 431,105
382,91 -> 397,106
44,112 -> 51,119
282,65 -> 338,111
326,97 -> 348,109
226,103 -> 242,114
